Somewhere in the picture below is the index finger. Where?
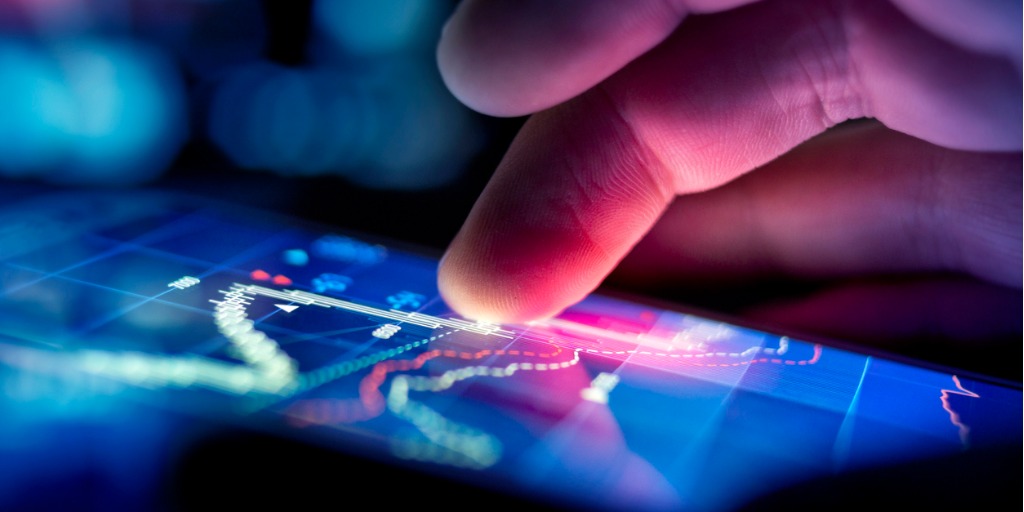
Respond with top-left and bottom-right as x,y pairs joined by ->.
436,0 -> 1021,323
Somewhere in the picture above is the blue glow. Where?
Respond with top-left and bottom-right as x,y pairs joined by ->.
206,61 -> 277,170
282,249 -> 309,266
314,0 -> 442,55
249,67 -> 318,172
0,40 -> 74,177
288,69 -> 380,176
208,63 -> 331,174
53,39 -> 188,184
203,1 -> 479,190
0,38 -> 187,184
344,61 -> 483,190
0,190 -> 1018,512
312,273 -> 352,295
3,0 -> 475,191
205,60 -> 479,189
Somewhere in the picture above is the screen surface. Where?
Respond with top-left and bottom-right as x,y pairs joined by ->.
0,190 -> 1019,511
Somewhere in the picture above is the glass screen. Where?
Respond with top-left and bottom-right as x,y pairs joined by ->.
1,189 -> 1019,512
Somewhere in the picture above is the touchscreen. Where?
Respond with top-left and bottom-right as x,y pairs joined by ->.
0,190 -> 1019,511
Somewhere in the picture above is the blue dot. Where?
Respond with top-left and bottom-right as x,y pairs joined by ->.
282,249 -> 309,266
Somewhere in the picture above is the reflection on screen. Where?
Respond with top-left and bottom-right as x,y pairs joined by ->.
0,191 -> 1020,512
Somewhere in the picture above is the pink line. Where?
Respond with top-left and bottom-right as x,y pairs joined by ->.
940,375 -> 980,447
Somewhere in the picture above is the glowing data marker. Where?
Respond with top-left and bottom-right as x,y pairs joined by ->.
282,249 -> 309,266
233,283 -> 514,338
275,304 -> 299,313
581,372 -> 620,404
372,324 -> 401,339
168,276 -> 200,290
251,269 -> 293,286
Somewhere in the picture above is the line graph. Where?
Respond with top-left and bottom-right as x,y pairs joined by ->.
941,375 -> 980,448
3,193 -> 1014,512
234,283 -> 514,337
1,271 -> 825,471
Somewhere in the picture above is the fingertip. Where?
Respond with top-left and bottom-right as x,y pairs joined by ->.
435,86 -> 678,326
437,259 -> 507,324
437,242 -> 566,325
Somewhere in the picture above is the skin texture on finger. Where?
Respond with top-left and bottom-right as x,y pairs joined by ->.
437,91 -> 679,323
889,0 -> 1023,65
612,121 -> 1022,288
438,0 -> 1021,323
439,0 -> 1021,118
847,0 -> 1021,150
437,0 -> 758,117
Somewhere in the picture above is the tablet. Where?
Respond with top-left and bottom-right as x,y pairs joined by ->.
0,188 -> 1019,511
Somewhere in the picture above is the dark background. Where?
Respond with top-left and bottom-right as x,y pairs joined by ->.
0,3 -> 1018,510
1,0 -> 1018,382
0,0 -> 519,248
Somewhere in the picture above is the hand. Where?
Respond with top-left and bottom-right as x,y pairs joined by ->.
434,0 -> 1021,347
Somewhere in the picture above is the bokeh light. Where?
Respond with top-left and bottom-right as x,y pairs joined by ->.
1,0 -> 483,191
313,0 -> 443,56
0,37 -> 187,184
0,38 -> 73,178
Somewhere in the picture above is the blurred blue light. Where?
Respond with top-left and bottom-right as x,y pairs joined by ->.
206,58 -> 482,190
313,0 -> 443,55
282,68 -> 380,176
206,61 -> 277,170
0,40 -> 74,178
282,249 -> 309,266
208,62 -> 379,177
247,67 -> 316,171
0,38 -> 187,185
203,0 -> 482,191
292,71 -> 371,175
208,62 -> 322,173
345,61 -> 484,190
53,39 -> 188,184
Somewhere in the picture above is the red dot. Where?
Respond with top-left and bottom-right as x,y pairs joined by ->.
251,269 -> 271,281
272,275 -> 293,286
